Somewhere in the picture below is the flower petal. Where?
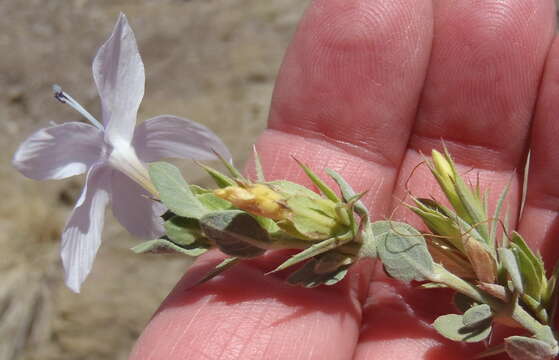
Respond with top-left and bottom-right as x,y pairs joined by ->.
60,163 -> 111,293
93,13 -> 144,144
13,123 -> 104,180
110,170 -> 165,239
132,115 -> 232,162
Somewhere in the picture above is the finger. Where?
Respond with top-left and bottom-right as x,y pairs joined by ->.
257,0 -> 433,213
518,36 -> 559,269
356,0 -> 556,358
130,0 -> 434,358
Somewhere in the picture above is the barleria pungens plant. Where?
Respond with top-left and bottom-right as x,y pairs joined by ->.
13,13 -> 559,360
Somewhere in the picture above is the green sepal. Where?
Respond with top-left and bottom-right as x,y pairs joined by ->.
499,247 -> 524,294
200,210 -> 269,258
326,169 -> 376,258
193,257 -> 240,287
268,231 -> 353,274
293,158 -> 340,202
510,232 -> 546,301
197,163 -> 236,188
372,221 -> 434,282
149,162 -> 207,219
132,238 -> 210,257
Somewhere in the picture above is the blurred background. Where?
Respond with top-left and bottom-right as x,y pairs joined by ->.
0,1 -> 306,359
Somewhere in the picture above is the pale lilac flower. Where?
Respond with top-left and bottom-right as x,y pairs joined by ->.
12,13 -> 231,292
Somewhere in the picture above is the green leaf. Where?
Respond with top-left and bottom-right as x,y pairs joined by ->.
197,163 -> 236,188
504,336 -> 557,360
499,247 -> 524,294
433,313 -> 491,343
462,304 -> 492,329
164,217 -> 200,246
372,221 -> 434,282
268,232 -> 353,274
200,210 -> 269,258
293,158 -> 339,202
131,238 -> 209,257
286,257 -> 350,287
149,162 -> 207,219
193,257 -> 240,287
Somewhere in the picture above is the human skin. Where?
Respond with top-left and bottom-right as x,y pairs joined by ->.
129,0 -> 559,359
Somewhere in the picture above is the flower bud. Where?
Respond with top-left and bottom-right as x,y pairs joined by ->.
214,183 -> 288,220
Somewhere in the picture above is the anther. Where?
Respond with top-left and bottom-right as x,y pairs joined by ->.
52,84 -> 104,130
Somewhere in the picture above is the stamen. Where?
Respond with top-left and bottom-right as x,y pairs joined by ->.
52,84 -> 104,130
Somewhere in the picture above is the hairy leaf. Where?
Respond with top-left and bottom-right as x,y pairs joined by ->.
149,162 -> 207,218
373,221 -> 434,282
504,336 -> 557,360
200,210 -> 269,258
433,313 -> 491,343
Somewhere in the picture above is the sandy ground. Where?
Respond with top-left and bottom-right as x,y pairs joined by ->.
0,1 -> 306,359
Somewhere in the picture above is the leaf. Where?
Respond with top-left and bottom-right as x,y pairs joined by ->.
433,313 -> 491,343
499,247 -> 524,294
268,232 -> 353,274
149,162 -> 207,218
293,158 -> 339,202
372,221 -> 434,282
313,251 -> 354,274
462,304 -> 492,329
286,257 -> 350,287
504,336 -> 557,360
132,238 -> 209,257
213,148 -> 246,181
200,210 -> 269,258
193,257 -> 240,287
164,217 -> 200,246
197,162 -> 236,188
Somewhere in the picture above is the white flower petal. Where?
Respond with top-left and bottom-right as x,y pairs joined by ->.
92,13 -> 144,144
132,115 -> 232,162
13,123 -> 104,180
110,170 -> 165,239
60,163 -> 111,293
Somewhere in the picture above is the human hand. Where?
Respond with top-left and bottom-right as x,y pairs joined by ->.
130,0 -> 559,359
